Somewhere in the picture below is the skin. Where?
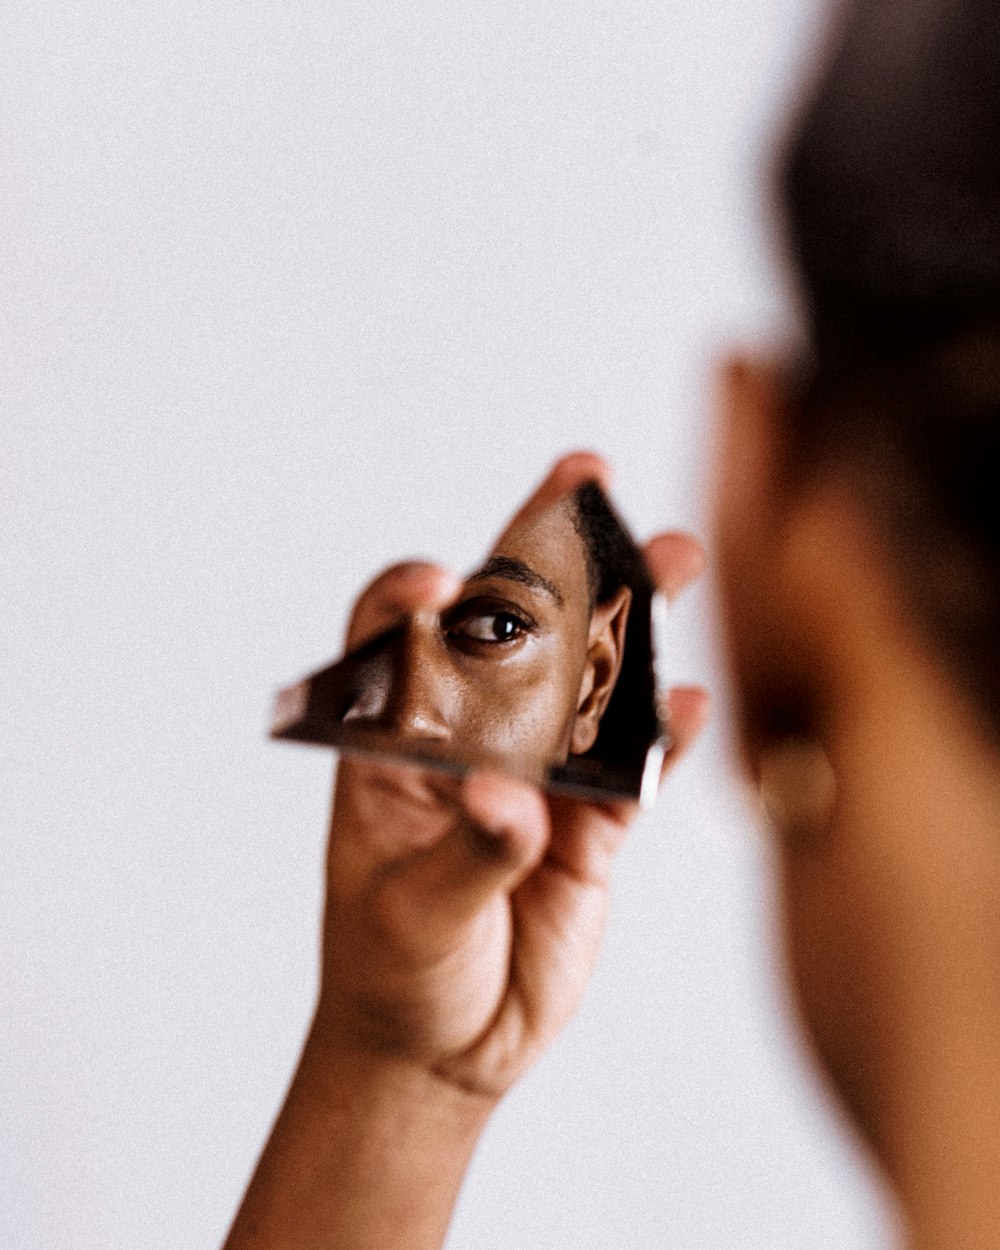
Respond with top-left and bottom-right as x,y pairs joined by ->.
227,374 -> 1000,1250
223,453 -> 708,1250
714,357 -> 1000,1250
341,492 -> 632,777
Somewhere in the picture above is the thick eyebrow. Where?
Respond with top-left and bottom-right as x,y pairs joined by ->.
465,555 -> 565,607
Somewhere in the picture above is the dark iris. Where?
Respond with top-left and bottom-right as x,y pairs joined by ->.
490,614 -> 518,640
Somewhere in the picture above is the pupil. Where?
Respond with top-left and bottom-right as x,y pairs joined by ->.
494,615 -> 516,641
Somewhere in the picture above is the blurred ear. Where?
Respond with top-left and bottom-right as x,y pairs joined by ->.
713,353 -> 785,583
713,354 -> 797,769
569,585 -> 632,755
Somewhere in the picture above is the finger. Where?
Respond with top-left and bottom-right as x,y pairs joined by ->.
374,770 -> 550,948
539,686 -> 709,882
345,561 -> 464,650
543,791 -> 636,884
643,532 -> 706,602
500,451 -> 613,537
547,685 -> 710,836
661,684 -> 711,773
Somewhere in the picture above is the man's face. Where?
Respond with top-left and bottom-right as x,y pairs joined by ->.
348,497 -> 600,777
272,482 -> 643,794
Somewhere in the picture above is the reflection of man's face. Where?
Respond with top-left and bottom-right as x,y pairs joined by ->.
345,497 -> 630,779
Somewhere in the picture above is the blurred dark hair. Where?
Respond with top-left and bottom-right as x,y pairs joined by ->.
777,0 -> 1000,730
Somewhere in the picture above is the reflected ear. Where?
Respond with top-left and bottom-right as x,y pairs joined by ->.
569,585 -> 632,755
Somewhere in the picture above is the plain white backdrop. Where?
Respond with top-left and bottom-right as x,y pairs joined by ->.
2,2 -> 899,1246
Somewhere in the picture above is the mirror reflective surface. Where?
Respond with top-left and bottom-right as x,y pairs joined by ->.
270,481 -> 668,804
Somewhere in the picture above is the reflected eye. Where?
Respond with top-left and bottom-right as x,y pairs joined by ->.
442,598 -> 536,652
454,612 -> 525,643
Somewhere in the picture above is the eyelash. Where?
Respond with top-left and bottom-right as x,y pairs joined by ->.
442,598 -> 537,652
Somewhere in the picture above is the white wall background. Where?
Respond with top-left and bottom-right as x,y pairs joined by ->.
1,3 -> 900,1246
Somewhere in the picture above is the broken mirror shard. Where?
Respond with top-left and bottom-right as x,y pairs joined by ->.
270,480 -> 669,806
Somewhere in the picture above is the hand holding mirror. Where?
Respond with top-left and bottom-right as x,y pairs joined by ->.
270,464 -> 670,805
226,459 -> 706,1247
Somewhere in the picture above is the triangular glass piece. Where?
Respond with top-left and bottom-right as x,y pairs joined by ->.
270,481 -> 668,805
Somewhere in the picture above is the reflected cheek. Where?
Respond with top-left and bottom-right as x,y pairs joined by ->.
450,651 -> 581,763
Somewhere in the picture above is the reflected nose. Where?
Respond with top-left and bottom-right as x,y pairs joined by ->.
337,647 -> 393,725
384,626 -> 452,742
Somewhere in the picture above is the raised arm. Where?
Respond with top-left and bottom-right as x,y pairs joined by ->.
223,456 -> 707,1250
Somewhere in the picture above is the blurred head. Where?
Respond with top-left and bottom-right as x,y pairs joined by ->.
715,0 -> 1000,1175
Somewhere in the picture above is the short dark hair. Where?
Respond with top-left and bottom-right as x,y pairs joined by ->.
567,481 -> 661,764
570,480 -> 649,607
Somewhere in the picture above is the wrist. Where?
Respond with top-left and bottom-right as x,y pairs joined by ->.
298,1016 -> 499,1131
224,1020 -> 497,1250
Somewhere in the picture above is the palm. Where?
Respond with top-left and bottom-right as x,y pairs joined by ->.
319,760 -> 633,1098
453,821 -> 628,1094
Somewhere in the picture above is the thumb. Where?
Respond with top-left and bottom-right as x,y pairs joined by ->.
374,771 -> 549,950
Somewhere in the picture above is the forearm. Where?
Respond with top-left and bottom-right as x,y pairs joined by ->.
223,1026 -> 494,1250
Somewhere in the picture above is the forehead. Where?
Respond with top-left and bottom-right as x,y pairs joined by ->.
485,497 -> 591,613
